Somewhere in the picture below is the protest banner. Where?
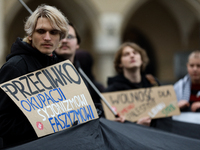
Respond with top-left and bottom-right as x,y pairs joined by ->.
101,85 -> 180,122
0,60 -> 98,137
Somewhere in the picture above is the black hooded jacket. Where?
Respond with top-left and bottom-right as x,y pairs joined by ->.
0,38 -> 58,148
104,73 -> 160,92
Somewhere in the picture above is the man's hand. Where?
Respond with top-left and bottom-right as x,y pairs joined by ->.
136,116 -> 151,126
114,115 -> 126,123
178,100 -> 190,109
191,102 -> 200,112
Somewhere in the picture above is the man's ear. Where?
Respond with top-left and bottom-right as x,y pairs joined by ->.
76,44 -> 80,50
186,63 -> 189,70
119,63 -> 123,68
28,36 -> 32,41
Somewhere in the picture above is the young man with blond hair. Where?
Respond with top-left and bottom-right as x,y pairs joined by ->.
0,4 -> 68,148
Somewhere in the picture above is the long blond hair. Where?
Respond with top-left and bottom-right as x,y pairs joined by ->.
23,4 -> 69,44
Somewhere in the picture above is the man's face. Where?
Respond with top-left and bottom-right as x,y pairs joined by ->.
187,55 -> 200,83
120,46 -> 142,71
29,17 -> 61,56
55,26 -> 79,62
